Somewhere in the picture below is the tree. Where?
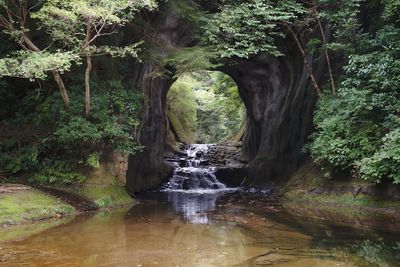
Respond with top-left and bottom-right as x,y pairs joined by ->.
32,0 -> 157,116
0,0 -> 157,114
204,0 -> 306,59
0,0 -> 73,106
203,0 -> 333,96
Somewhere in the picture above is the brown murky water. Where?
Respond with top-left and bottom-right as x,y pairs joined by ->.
0,190 -> 399,266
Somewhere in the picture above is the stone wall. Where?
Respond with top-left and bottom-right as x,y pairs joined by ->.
86,151 -> 128,187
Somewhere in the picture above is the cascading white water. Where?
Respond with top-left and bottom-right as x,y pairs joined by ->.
164,144 -> 227,191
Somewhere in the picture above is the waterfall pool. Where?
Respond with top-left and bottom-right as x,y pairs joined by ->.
1,145 -> 399,266
1,190 -> 399,266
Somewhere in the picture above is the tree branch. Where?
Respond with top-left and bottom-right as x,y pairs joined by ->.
316,13 -> 336,95
283,22 -> 322,97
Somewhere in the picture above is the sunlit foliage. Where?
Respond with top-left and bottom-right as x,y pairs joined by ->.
167,72 -> 245,144
204,0 -> 306,58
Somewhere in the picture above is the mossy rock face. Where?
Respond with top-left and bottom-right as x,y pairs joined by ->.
281,162 -> 400,229
0,184 -> 75,225
167,110 -> 195,144
77,157 -> 134,208
282,162 -> 400,206
77,185 -> 134,208
84,151 -> 128,186
64,176 -> 134,209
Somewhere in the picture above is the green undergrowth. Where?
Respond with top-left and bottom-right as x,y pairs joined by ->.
166,72 -> 245,144
0,189 -> 75,225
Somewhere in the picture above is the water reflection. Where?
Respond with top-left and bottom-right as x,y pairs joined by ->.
166,191 -> 227,224
1,192 -> 400,266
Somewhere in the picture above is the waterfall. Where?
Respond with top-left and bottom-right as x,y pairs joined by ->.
163,144 -> 227,192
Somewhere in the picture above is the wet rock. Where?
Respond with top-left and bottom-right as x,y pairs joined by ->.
196,151 -> 205,157
205,142 -> 245,165
212,183 -> 220,189
226,159 -> 246,169
199,142 -> 248,187
179,158 -> 187,166
235,141 -> 242,148
200,160 -> 209,166
182,179 -> 191,190
176,151 -> 188,157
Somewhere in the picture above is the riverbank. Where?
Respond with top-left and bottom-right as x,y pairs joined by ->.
280,162 -> 400,229
2,161 -> 400,236
0,182 -> 134,228
0,184 -> 75,226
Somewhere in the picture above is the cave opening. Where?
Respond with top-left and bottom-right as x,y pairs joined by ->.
163,70 -> 248,191
127,53 -> 319,193
166,71 -> 246,145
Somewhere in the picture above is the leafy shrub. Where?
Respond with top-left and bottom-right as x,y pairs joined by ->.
359,129 -> 400,184
52,80 -> 142,155
1,146 -> 39,175
309,26 -> 400,184
29,160 -> 86,185
0,79 -> 142,185
85,153 -> 100,169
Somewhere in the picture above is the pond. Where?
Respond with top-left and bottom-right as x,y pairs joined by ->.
1,189 -> 399,266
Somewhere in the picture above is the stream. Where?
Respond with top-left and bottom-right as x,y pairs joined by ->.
0,145 -> 400,266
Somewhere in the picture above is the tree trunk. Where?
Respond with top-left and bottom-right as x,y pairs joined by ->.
84,22 -> 92,116
85,55 -> 92,117
22,34 -> 71,107
51,70 -> 70,106
316,17 -> 336,95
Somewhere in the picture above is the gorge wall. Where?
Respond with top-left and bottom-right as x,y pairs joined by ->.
126,8 -> 327,194
223,50 -> 325,186
125,13 -> 190,194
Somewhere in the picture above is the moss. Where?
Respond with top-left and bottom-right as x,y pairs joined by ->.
356,239 -> 400,267
72,183 -> 134,208
281,162 -> 400,226
282,162 -> 400,210
280,162 -> 325,194
0,188 -> 75,225
284,191 -> 400,209
167,109 -> 195,144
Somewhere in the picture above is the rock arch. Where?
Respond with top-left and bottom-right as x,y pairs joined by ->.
125,9 -> 326,194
